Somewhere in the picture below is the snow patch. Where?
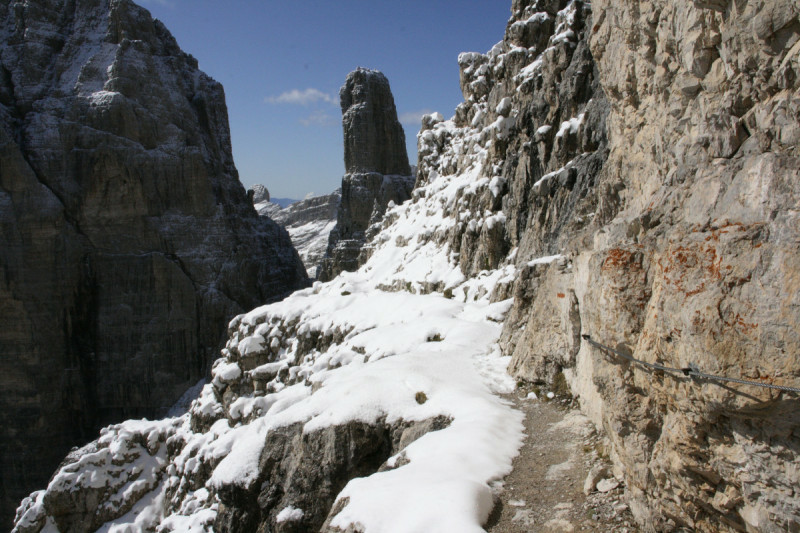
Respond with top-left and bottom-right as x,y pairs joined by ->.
527,254 -> 563,266
556,113 -> 585,138
276,505 -> 305,523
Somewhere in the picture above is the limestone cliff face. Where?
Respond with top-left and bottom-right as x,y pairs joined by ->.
496,0 -> 800,531
0,0 -> 307,525
318,68 -> 415,281
578,1 -> 800,530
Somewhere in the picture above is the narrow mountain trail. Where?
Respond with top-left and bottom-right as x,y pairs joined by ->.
487,389 -> 638,533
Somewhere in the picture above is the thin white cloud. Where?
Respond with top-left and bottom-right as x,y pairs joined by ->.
299,110 -> 337,127
398,109 -> 436,127
139,0 -> 175,7
266,88 -> 337,106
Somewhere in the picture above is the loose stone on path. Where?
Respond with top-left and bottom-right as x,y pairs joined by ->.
486,388 -> 638,532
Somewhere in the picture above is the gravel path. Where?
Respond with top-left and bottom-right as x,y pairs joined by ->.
486,389 -> 639,532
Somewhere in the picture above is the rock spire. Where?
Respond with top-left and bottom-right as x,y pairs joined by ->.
318,68 -> 415,281
340,67 -> 411,176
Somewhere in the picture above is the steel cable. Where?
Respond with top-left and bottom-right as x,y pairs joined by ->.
582,334 -> 800,394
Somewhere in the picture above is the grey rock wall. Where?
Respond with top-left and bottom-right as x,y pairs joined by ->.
494,0 -> 800,531
570,1 -> 800,530
0,0 -> 307,526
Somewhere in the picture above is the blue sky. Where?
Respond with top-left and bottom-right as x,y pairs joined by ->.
139,1 -> 511,199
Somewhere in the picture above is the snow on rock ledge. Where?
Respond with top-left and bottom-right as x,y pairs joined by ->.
15,277 -> 522,533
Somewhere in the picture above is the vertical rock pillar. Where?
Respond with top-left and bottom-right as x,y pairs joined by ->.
318,68 -> 415,281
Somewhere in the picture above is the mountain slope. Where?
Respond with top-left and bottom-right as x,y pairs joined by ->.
13,140 -> 527,531
13,0 -> 595,528
13,0 -> 800,531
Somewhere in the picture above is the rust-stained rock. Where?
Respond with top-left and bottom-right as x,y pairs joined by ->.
501,0 -> 800,531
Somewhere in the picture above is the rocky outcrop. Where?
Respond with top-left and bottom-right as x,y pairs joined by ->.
12,410 -> 448,533
249,184 -> 270,204
414,0 -> 608,281
214,416 -> 450,533
0,0 -> 307,526
318,69 -> 415,281
255,190 -> 341,278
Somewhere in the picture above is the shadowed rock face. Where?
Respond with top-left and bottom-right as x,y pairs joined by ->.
318,69 -> 415,281
0,0 -> 307,526
213,416 -> 451,533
